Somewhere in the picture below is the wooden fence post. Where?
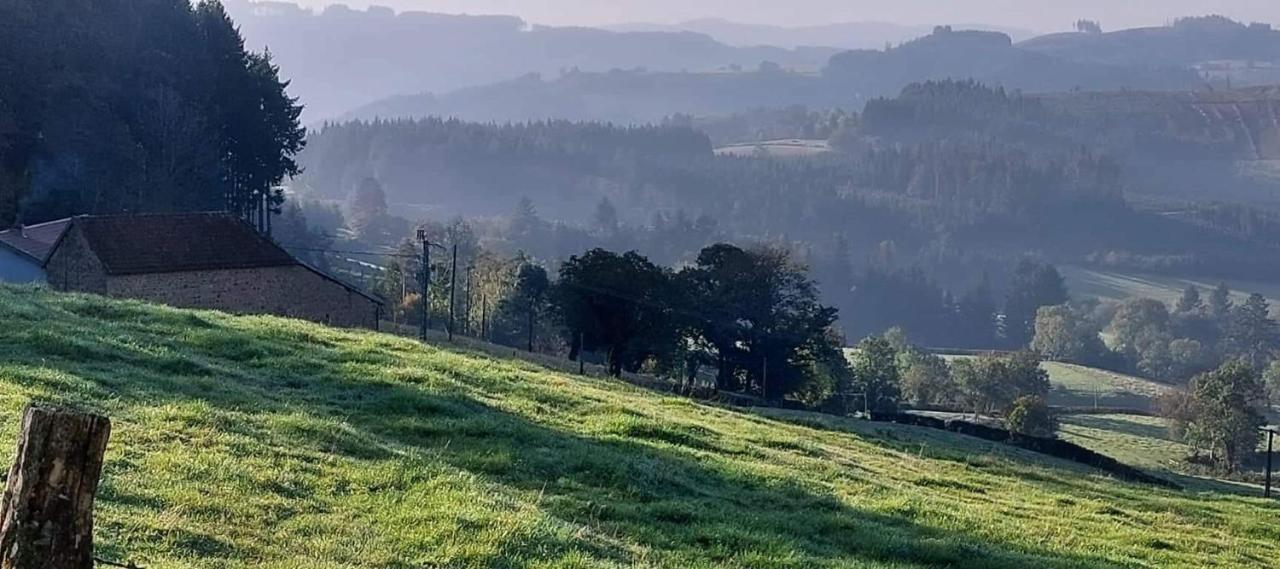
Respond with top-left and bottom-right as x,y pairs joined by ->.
0,404 -> 111,569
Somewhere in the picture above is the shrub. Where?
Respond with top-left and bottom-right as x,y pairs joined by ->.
1007,396 -> 1057,438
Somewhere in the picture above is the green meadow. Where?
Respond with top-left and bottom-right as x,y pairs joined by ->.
1060,265 -> 1280,317
0,286 -> 1276,568
942,355 -> 1174,412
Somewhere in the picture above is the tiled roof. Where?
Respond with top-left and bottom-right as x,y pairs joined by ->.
0,218 -> 73,263
72,213 -> 298,275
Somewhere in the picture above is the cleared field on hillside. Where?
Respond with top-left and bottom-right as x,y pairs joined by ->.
1060,265 -> 1280,315
1059,414 -> 1264,495
1060,414 -> 1187,472
0,286 -> 1277,568
714,139 -> 830,157
943,356 -> 1173,411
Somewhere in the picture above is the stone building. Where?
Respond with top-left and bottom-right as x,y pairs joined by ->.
40,213 -> 381,329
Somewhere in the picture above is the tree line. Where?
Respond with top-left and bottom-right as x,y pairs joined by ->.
301,183 -> 1280,473
1030,283 -> 1280,473
296,108 -> 1280,349
0,0 -> 304,229
376,233 -> 851,407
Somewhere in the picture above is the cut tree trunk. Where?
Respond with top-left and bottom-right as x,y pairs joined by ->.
0,404 -> 111,569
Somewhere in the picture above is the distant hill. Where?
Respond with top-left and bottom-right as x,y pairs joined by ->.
346,26 -> 1203,125
824,27 -> 1198,98
1021,16 -> 1280,86
341,67 -> 842,124
605,18 -> 1038,50
225,1 -> 837,121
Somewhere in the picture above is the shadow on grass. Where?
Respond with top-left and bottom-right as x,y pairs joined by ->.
0,295 -> 1165,567
1049,388 -> 1151,411
1064,415 -> 1174,443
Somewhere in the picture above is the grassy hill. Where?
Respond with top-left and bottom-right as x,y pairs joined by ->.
942,355 -> 1173,411
1060,265 -> 1280,317
1037,362 -> 1174,411
1059,414 -> 1266,495
1,286 -> 1278,568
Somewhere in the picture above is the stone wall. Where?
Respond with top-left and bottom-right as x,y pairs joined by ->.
44,226 -> 108,294
106,265 -> 380,329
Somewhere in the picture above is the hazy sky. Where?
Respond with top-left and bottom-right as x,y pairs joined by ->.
289,0 -> 1280,31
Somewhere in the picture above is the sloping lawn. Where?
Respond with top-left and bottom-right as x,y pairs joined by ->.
0,286 -> 1276,568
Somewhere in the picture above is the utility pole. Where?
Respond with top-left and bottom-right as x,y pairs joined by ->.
1266,428 -> 1276,499
398,266 -> 406,325
762,355 -> 769,402
527,300 -> 535,352
417,230 -> 446,341
418,229 -> 429,341
464,265 -> 474,336
448,243 -> 458,342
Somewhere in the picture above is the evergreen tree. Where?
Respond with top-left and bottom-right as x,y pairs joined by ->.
1226,293 -> 1277,370
1175,286 -> 1204,315
0,0 -> 303,225
347,177 -> 389,237
1208,283 -> 1234,322
955,280 -> 999,349
1004,260 -> 1069,347
195,1 -> 304,228
593,197 -> 619,236
503,263 -> 551,352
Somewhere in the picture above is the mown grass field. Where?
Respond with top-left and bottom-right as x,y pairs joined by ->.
1060,265 -> 1280,316
1,286 -> 1278,568
713,139 -> 831,157
1059,414 -> 1264,495
942,356 -> 1173,411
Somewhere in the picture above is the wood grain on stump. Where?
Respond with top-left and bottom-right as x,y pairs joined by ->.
0,405 -> 111,569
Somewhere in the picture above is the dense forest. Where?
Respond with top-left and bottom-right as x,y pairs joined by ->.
0,0 -> 304,230
858,79 -> 1280,204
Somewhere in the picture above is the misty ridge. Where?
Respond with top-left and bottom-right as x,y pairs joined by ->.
228,2 -> 1280,124
227,0 -> 841,121
265,7 -> 1280,351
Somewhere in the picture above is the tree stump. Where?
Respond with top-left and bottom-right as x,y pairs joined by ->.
0,404 -> 111,569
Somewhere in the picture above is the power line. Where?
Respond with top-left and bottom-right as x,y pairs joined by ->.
282,242 -> 797,348
280,244 -> 418,259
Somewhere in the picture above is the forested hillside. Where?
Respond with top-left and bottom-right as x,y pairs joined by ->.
858,80 -> 1280,204
295,112 -> 1280,345
0,0 -> 304,229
